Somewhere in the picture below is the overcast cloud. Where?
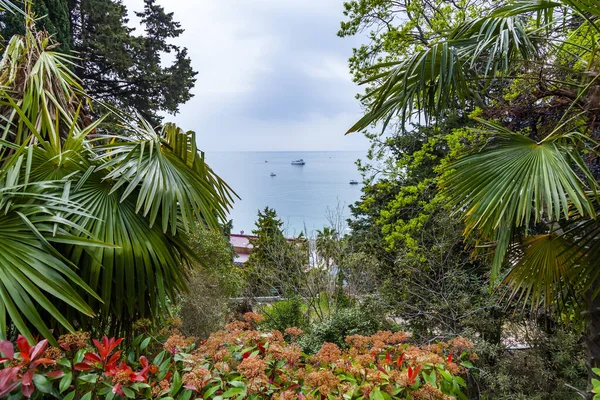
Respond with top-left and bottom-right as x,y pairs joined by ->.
122,0 -> 368,151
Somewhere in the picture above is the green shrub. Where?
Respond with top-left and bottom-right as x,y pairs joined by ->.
471,328 -> 587,399
298,301 -> 393,354
178,228 -> 242,338
259,299 -> 307,332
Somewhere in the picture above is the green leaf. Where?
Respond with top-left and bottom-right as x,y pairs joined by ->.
369,388 -> 385,400
140,337 -> 151,350
57,358 -> 71,368
423,370 -> 436,386
59,372 -> 73,393
153,350 -> 167,366
177,389 -> 193,400
204,384 -> 221,398
77,373 -> 98,384
222,386 -> 245,398
62,391 -> 76,400
171,371 -> 183,395
121,387 -> 136,398
33,374 -> 53,393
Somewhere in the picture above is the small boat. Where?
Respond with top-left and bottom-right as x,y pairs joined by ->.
270,172 -> 276,177
349,180 -> 359,185
265,160 -> 268,163
291,159 -> 305,165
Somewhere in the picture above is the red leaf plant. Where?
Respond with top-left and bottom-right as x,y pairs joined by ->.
0,335 -> 59,398
104,360 -> 150,396
73,336 -> 123,371
74,336 -> 152,395
407,365 -> 422,385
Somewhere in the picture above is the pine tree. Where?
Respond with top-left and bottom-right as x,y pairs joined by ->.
1,0 -> 197,122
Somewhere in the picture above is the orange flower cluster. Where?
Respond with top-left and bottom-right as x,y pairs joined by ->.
448,336 -> 474,353
42,346 -> 63,361
413,383 -> 454,400
0,316 -> 475,399
346,330 -> 410,350
178,322 -> 475,399
182,367 -> 211,391
284,327 -> 304,338
314,342 -> 342,364
163,334 -> 187,354
238,356 -> 268,380
58,331 -> 90,352
224,320 -> 249,331
304,370 -> 340,396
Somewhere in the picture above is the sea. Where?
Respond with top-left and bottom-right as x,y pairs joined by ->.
205,151 -> 365,236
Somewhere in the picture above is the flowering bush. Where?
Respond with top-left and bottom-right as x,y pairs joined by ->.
0,313 -> 476,399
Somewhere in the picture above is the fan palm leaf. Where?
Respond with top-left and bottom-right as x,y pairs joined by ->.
502,195 -> 600,312
346,0 -> 589,134
22,110 -> 230,334
441,122 -> 596,279
61,174 -> 194,333
504,234 -> 583,311
95,117 -> 235,235
0,151 -> 104,342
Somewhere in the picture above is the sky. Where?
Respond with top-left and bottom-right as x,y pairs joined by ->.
121,0 -> 369,152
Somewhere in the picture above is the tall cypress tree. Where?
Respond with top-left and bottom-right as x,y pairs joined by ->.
1,0 -> 71,51
1,0 -> 197,122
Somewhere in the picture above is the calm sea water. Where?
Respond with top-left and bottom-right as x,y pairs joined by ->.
206,151 -> 364,236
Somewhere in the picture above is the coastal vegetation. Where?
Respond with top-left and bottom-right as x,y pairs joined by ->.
0,0 -> 598,399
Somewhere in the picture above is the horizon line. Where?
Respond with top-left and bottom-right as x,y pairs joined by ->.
205,149 -> 365,153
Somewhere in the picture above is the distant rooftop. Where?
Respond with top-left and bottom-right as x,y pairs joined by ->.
230,233 -> 255,251
229,233 -> 299,266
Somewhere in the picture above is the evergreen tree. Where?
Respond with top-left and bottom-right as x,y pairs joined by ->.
1,0 -> 71,51
245,207 -> 306,297
1,0 -> 197,122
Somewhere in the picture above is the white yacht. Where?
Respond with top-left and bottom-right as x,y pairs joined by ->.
291,159 -> 305,165
270,172 -> 276,177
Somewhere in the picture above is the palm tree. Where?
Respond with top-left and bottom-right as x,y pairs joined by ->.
316,227 -> 340,268
0,12 -> 236,341
348,0 -> 600,372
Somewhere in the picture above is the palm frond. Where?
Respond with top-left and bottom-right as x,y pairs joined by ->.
347,42 -> 472,133
0,29 -> 86,147
0,174 -> 102,343
346,0 -> 590,135
62,173 -> 193,334
0,0 -> 20,14
95,117 -> 237,234
441,124 -> 596,279
504,234 -> 583,311
451,14 -> 540,76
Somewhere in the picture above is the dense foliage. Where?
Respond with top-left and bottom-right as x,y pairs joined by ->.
0,0 -> 596,399
178,228 -> 241,338
0,314 -> 476,399
1,0 -> 197,121
0,11 -> 234,341
339,0 -> 594,398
